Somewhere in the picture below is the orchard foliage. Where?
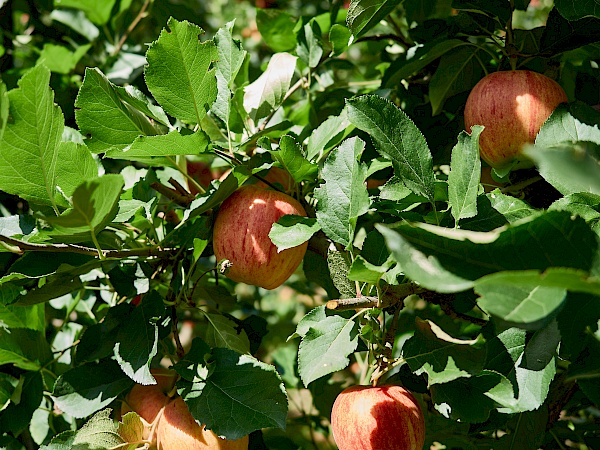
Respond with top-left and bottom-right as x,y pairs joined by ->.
0,0 -> 599,449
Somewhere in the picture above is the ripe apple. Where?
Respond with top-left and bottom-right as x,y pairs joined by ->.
122,368 -> 248,449
212,185 -> 308,290
464,70 -> 568,169
331,385 -> 425,450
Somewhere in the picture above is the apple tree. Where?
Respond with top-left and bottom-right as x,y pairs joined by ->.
0,0 -> 599,448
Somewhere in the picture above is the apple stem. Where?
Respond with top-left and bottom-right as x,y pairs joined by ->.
371,301 -> 403,386
505,0 -> 518,71
171,307 -> 186,359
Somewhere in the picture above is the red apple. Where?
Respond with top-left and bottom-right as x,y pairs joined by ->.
331,385 -> 425,450
122,368 -> 248,449
212,185 -> 308,290
464,70 -> 568,169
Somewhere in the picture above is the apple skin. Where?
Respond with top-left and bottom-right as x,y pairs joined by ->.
331,385 -> 425,450
122,369 -> 248,449
464,70 -> 568,169
212,185 -> 308,290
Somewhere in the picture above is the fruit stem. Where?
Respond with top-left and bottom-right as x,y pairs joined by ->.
370,301 -> 403,386
505,0 -> 518,71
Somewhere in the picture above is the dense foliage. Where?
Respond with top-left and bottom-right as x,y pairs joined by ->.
0,0 -> 599,448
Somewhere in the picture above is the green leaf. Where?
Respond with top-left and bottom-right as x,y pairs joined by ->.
0,81 -> 7,141
0,65 -> 65,209
536,103 -> 600,148
485,327 -> 557,413
243,52 -> 297,125
269,215 -> 320,252
540,9 -> 600,54
558,292 -> 600,360
347,95 -> 435,201
51,360 -> 133,419
568,332 -> 600,380
314,137 -> 370,249
298,313 -> 360,386
297,20 -> 323,68
53,0 -> 116,25
378,211 -> 598,293
452,0 -> 512,23
180,347 -> 288,440
0,371 -> 43,436
347,255 -> 392,284
199,313 -> 251,355
448,126 -> 483,224
0,328 -> 53,371
56,142 -> 98,199
214,21 -> 246,87
329,24 -> 352,56
555,0 -> 600,20
46,174 -> 124,240
403,318 -> 487,386
0,303 -> 45,332
271,135 -> 318,182
213,21 -> 247,126
495,410 -> 549,450
75,68 -> 162,153
430,370 -> 514,423
524,142 -> 600,196
256,9 -> 297,52
474,270 -> 585,325
37,43 -> 91,74
306,108 -> 352,161
0,373 -> 19,412
428,46 -> 484,115
113,291 -> 165,385
104,130 -> 210,165
49,9 -> 99,41
347,0 -> 402,39
550,192 -> 600,235
382,39 -> 466,87
145,18 -> 218,125
377,225 -> 474,293
461,192 -> 536,231
70,409 -> 125,450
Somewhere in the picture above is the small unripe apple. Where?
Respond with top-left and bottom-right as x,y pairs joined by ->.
122,369 -> 248,449
331,385 -> 425,450
464,70 -> 568,169
212,185 -> 308,290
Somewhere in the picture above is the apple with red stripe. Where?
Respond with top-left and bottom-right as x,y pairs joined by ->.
464,70 -> 568,169
212,185 -> 308,290
331,384 -> 425,450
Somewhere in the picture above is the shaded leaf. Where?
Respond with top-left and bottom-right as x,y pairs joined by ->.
52,360 -> 133,419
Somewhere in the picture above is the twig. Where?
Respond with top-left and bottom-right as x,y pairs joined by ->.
326,282 -> 424,311
0,234 -> 177,259
171,306 -> 185,359
355,34 -> 410,45
112,0 -> 151,56
421,292 -> 488,326
371,301 -> 403,386
150,181 -> 194,207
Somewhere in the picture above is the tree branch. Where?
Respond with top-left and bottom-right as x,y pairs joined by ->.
0,234 -> 178,259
